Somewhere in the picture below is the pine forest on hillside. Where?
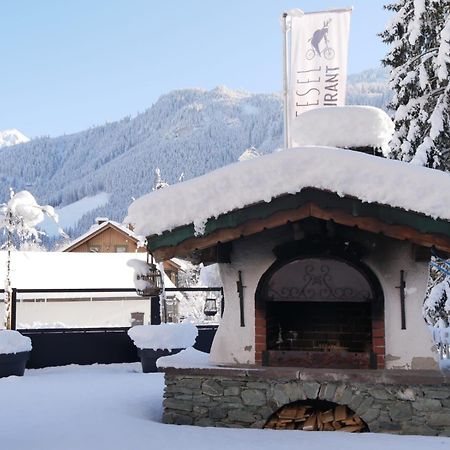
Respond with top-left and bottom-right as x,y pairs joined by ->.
0,70 -> 391,246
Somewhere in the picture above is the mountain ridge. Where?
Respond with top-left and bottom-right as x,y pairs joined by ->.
0,129 -> 30,148
0,68 -> 391,246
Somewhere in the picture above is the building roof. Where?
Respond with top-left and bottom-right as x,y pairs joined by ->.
0,251 -> 183,301
124,147 -> 450,261
0,251 -> 146,294
61,220 -> 143,252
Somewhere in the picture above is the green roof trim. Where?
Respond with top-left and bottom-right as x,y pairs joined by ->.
146,188 -> 450,252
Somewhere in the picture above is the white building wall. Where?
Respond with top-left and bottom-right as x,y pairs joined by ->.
210,229 -> 437,369
210,231 -> 278,365
0,298 -> 152,328
363,241 -> 436,369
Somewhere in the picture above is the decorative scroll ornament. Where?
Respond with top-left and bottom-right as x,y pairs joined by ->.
267,258 -> 372,302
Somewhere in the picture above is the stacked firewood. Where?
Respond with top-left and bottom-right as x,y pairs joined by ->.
264,404 -> 366,432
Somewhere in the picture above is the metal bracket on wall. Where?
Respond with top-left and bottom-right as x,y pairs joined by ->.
236,271 -> 245,327
396,270 -> 406,330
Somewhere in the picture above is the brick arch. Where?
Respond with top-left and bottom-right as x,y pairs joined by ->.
254,244 -> 385,368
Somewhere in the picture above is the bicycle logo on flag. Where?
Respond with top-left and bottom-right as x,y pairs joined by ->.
306,19 -> 335,60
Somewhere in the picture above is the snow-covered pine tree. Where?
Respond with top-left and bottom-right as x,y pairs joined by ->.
423,276 -> 450,328
153,168 -> 169,191
381,0 -> 450,169
0,190 -> 61,328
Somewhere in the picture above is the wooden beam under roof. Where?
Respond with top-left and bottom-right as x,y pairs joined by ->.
150,202 -> 450,262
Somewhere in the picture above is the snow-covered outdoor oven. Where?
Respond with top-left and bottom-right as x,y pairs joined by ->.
126,107 -> 450,433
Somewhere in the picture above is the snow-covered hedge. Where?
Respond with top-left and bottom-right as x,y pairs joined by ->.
0,330 -> 32,355
127,323 -> 198,350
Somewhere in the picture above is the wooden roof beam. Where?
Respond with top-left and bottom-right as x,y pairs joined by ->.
151,202 -> 450,262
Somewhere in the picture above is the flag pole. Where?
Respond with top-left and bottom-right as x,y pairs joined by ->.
282,12 -> 289,150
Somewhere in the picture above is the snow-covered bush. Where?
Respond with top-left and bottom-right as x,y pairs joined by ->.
127,322 -> 198,350
423,275 -> 450,371
0,330 -> 32,355
0,190 -> 61,329
1,190 -> 59,242
423,278 -> 450,328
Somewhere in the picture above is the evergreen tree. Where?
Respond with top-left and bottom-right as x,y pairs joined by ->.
153,168 -> 169,191
381,1 -> 450,169
423,276 -> 450,328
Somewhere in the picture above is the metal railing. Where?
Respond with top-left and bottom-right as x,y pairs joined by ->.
0,286 -> 224,368
1,286 -> 224,330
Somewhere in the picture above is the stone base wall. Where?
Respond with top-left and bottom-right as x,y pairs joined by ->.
163,367 -> 450,436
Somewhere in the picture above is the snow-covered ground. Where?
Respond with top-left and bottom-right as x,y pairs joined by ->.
39,192 -> 111,236
0,363 -> 449,450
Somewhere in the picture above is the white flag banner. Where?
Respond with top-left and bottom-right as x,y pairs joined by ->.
286,8 -> 352,147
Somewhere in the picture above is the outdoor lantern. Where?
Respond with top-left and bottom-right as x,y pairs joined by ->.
204,296 -> 218,316
135,254 -> 163,297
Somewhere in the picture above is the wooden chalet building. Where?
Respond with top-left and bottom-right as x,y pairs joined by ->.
62,218 -> 143,254
62,218 -> 181,285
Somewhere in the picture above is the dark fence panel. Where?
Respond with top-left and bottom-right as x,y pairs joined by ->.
22,325 -> 218,369
194,325 -> 218,354
22,328 -> 138,369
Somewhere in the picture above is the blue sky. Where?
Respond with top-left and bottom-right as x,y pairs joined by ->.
0,1 -> 391,138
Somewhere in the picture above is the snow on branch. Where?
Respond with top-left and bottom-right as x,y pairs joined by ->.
1,190 -> 63,329
0,190 -> 63,243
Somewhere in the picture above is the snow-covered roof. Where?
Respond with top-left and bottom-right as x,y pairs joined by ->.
61,219 -> 142,252
0,251 -> 146,291
170,257 -> 191,272
290,106 -> 394,153
126,146 -> 450,238
0,251 -> 180,300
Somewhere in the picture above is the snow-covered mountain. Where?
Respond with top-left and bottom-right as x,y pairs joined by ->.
346,68 -> 392,109
0,129 -> 30,148
0,68 -> 390,246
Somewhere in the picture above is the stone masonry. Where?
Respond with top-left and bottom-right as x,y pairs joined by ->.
163,367 -> 450,436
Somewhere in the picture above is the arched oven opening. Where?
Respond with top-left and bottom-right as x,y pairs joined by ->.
256,249 -> 385,369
